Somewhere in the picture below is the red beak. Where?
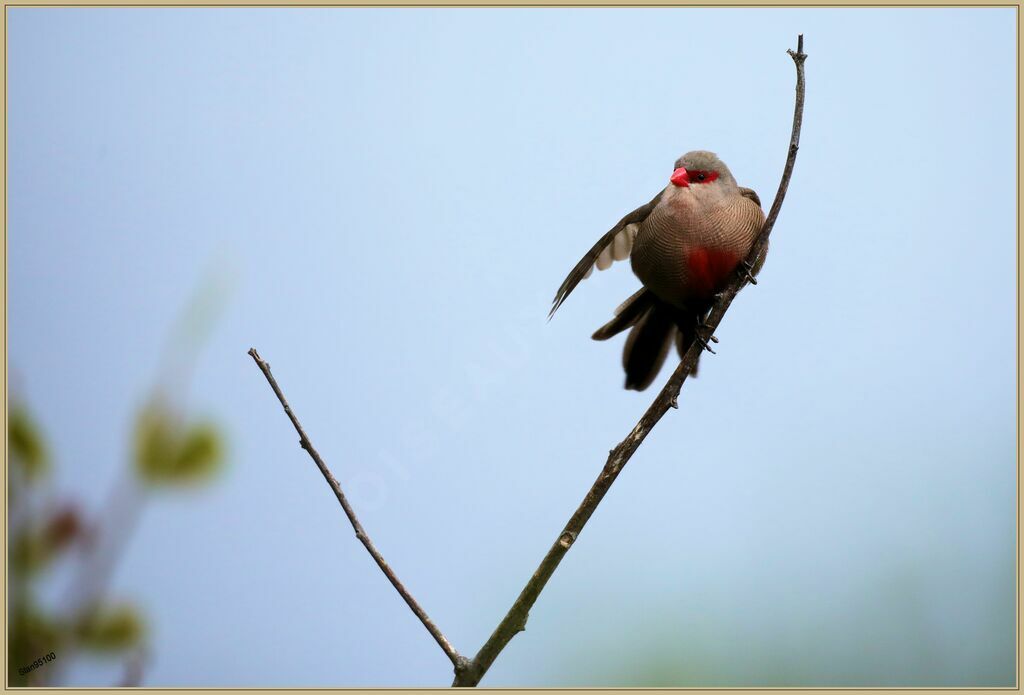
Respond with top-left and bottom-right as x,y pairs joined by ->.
670,167 -> 690,187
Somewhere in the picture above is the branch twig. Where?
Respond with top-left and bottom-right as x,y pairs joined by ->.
249,34 -> 806,688
451,34 -> 807,687
247,348 -> 466,672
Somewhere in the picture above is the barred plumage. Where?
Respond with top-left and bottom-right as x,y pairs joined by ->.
550,151 -> 766,391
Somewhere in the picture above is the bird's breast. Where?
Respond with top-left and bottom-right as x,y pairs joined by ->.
630,193 -> 761,308
683,246 -> 741,298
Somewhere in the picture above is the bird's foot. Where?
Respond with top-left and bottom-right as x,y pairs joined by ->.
738,260 -> 758,285
693,318 -> 718,355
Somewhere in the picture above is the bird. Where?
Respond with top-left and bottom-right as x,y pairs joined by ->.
549,151 -> 767,391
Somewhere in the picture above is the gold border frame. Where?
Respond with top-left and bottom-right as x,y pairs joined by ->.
1,3 -> 1018,692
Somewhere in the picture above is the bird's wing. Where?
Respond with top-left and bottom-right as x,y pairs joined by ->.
738,186 -> 768,280
549,190 -> 663,319
738,186 -> 761,207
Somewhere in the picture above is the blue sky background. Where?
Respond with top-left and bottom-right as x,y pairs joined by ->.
7,7 -> 1017,687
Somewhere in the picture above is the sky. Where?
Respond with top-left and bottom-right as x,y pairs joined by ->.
7,6 -> 1017,687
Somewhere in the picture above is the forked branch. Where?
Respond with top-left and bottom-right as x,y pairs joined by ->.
451,33 -> 806,687
247,348 -> 466,672
249,35 -> 807,688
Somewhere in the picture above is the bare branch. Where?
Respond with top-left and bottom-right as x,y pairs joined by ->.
246,348 -> 466,671
451,35 -> 807,687
250,35 -> 806,688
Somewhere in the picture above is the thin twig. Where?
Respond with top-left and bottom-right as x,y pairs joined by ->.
451,35 -> 807,687
250,35 -> 806,687
246,348 -> 466,672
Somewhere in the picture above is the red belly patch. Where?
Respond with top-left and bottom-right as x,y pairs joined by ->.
686,247 -> 740,298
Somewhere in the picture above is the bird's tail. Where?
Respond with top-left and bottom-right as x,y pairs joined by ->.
592,289 -> 702,391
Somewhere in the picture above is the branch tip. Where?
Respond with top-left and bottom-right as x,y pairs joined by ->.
452,34 -> 807,686
249,347 -> 464,670
253,32 -> 808,689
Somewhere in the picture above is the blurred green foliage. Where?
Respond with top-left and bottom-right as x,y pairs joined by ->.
75,604 -> 146,652
9,607 -> 64,685
9,393 -> 224,686
133,398 -> 224,486
9,268 -> 230,686
9,403 -> 65,686
9,404 -> 49,481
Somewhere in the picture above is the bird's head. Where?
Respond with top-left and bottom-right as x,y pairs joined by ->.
668,150 -> 738,192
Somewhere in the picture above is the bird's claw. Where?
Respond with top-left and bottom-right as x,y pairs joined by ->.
695,336 -> 717,354
693,321 -> 717,355
739,260 -> 758,285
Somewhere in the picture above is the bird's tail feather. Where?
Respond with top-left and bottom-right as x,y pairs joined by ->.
608,295 -> 702,391
674,318 -> 701,378
591,288 -> 656,341
622,303 -> 676,391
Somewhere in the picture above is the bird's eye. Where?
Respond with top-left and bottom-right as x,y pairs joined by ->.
690,170 -> 718,184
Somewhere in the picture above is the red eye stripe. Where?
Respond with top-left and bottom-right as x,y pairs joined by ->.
689,170 -> 718,184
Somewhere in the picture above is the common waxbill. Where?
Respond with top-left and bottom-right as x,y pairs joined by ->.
550,151 -> 767,391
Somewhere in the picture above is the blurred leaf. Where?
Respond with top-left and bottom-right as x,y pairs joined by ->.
10,604 -> 63,686
134,401 -> 224,487
11,505 -> 84,576
133,400 -> 176,483
11,530 -> 52,575
9,404 -> 49,481
172,421 -> 224,483
76,603 -> 145,652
